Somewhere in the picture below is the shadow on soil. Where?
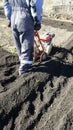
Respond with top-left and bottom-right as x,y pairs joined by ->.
0,45 -> 73,79
32,46 -> 73,78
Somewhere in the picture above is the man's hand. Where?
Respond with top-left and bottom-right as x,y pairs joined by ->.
34,21 -> 41,31
8,20 -> 11,27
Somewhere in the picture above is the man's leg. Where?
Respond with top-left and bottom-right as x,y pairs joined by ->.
12,28 -> 21,57
19,30 -> 34,74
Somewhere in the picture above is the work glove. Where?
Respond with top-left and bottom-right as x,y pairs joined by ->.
8,20 -> 11,27
34,16 -> 41,31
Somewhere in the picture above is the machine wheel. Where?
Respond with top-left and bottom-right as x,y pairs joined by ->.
40,53 -> 47,61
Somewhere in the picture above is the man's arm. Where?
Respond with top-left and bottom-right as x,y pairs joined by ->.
29,0 -> 41,30
29,0 -> 37,20
3,0 -> 12,21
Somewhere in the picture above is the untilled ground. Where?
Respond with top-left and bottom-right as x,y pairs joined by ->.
0,12 -> 73,130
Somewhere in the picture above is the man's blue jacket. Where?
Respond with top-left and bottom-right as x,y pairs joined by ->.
4,0 -> 43,22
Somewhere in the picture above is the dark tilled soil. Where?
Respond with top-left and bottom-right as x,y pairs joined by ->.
0,17 -> 73,130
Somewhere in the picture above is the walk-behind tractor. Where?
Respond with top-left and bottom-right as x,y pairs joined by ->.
34,31 -> 55,61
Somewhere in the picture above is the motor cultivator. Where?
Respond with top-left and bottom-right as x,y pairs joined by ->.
34,31 -> 55,61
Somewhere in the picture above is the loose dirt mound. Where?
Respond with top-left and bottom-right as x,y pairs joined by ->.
0,32 -> 73,130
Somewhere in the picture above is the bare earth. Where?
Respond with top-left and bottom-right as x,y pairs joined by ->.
0,13 -> 73,130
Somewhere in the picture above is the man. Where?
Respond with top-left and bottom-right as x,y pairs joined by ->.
4,0 -> 43,75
